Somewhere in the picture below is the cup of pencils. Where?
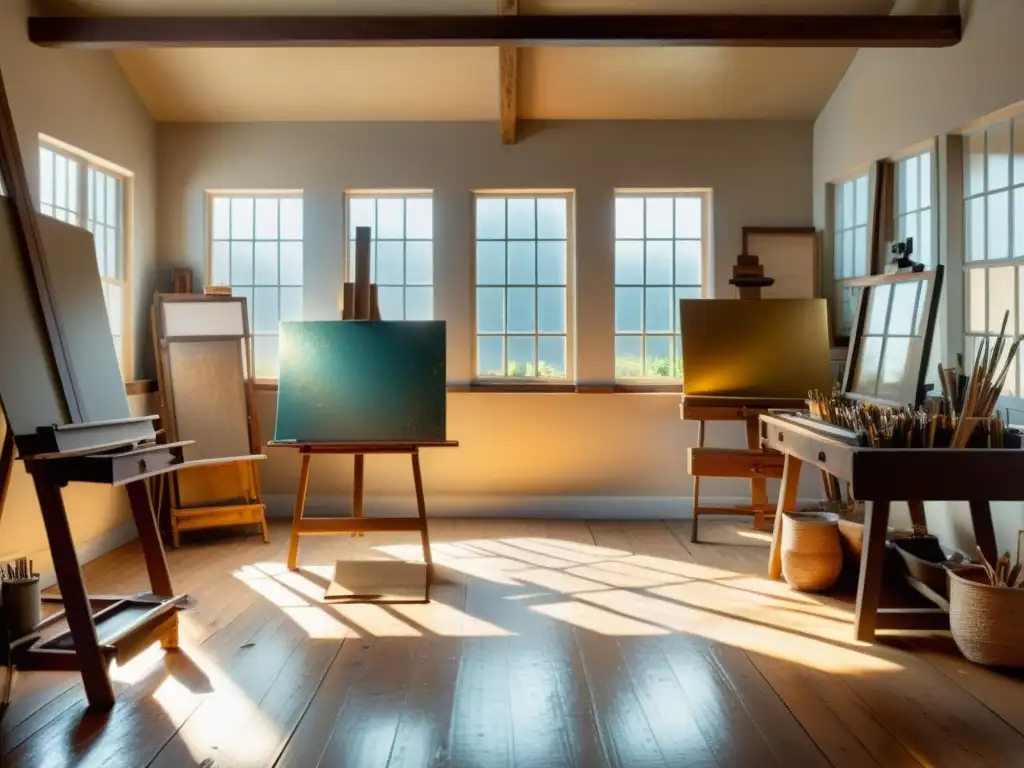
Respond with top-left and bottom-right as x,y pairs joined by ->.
0,557 -> 40,639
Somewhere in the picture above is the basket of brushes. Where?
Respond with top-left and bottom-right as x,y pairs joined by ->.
0,558 -> 39,640
948,546 -> 1024,667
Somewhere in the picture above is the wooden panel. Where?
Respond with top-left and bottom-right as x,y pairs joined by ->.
175,506 -> 264,531
167,340 -> 251,460
688,448 -> 784,479
28,14 -> 963,49
161,298 -> 245,337
176,461 -> 253,507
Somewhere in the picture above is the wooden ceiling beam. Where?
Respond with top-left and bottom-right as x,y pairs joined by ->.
498,0 -> 518,146
28,14 -> 962,49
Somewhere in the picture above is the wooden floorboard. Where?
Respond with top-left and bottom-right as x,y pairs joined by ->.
3,518 -> 1024,767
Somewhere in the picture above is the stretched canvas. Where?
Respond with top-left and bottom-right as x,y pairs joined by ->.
274,321 -> 447,443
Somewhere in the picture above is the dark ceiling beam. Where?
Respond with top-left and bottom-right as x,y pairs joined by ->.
28,14 -> 961,49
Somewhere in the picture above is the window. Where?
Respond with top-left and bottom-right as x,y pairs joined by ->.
895,149 -> 934,266
963,118 -> 1024,397
832,173 -> 870,338
208,193 -> 304,379
474,193 -> 571,379
613,192 -> 707,379
39,140 -> 130,375
346,193 -> 433,320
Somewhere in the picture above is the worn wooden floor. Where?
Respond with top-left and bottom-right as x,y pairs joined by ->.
3,518 -> 1024,767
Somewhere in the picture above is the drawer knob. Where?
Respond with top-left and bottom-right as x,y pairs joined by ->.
777,432 -> 784,442
817,451 -> 826,462
138,458 -> 148,472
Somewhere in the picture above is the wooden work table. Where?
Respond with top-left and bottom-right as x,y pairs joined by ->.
761,410 -> 1017,643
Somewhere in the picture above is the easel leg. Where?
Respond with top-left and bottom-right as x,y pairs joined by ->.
288,453 -> 312,570
968,499 -> 997,566
854,499 -> 891,643
768,454 -> 803,581
690,420 -> 705,543
746,418 -> 768,530
0,424 -> 15,531
352,454 -> 364,538
30,468 -> 114,710
126,480 -> 174,598
907,500 -> 928,535
411,450 -> 433,599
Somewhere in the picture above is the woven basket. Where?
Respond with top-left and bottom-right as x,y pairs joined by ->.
949,566 -> 1024,667
781,511 -> 842,592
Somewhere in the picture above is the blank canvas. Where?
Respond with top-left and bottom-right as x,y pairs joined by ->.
274,321 -> 447,443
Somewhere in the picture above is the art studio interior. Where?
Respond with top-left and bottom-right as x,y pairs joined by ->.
2,1 -> 1024,766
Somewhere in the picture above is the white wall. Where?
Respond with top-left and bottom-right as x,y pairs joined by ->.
0,0 -> 157,580
813,0 -> 1024,554
157,119 -> 826,514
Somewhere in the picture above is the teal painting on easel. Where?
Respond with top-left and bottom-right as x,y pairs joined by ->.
274,321 -> 447,443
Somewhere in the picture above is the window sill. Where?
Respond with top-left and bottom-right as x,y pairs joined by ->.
460,381 -> 577,394
248,380 -> 681,395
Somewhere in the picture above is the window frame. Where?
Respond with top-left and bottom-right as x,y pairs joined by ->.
472,189 -> 576,384
38,135 -> 134,379
612,188 -> 712,383
829,168 -> 872,345
205,189 -> 304,382
343,189 -> 434,321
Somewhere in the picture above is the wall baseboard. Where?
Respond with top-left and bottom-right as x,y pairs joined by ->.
37,519 -> 139,590
263,493 -> 822,521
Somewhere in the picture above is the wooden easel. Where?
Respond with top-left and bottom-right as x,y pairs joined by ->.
271,227 -> 457,598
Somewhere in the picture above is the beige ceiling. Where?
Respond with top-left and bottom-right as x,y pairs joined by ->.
64,0 -> 900,122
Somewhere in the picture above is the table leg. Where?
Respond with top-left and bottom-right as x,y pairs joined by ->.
854,499 -> 891,643
690,420 -> 705,543
969,499 -> 998,566
287,453 -> 312,570
907,500 -> 928,535
352,454 -> 364,538
126,480 -> 174,598
746,418 -> 769,530
411,449 -> 433,599
30,468 -> 115,710
768,454 -> 803,581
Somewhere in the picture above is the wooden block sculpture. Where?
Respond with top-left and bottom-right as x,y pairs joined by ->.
151,293 -> 269,546
268,227 -> 457,601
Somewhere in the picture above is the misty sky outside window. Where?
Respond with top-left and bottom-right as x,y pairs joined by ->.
475,194 -> 570,379
614,193 -> 704,379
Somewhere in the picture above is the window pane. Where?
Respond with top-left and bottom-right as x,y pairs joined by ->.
866,285 -> 891,334
966,197 -> 985,261
280,198 -> 303,240
406,197 -> 433,239
538,287 -> 565,333
645,336 -> 672,377
615,197 -> 644,239
615,336 -> 643,378
406,287 -> 433,320
231,241 -> 254,285
212,197 -> 231,240
231,198 -> 254,239
507,241 -> 536,285
675,197 -> 702,239
507,336 -> 535,376
674,241 -> 701,285
537,241 -> 566,285
39,149 -> 54,205
478,336 -> 504,376
853,227 -> 867,276
280,286 -> 303,322
855,176 -> 869,226
234,287 -> 253,326
1014,118 -> 1024,186
967,268 -> 986,333
105,174 -> 116,225
477,242 -> 505,285
965,132 -> 986,197
349,197 -> 375,237
253,287 -> 278,334
507,288 -> 535,333
377,197 -> 405,239
615,287 -> 643,333
254,198 -> 279,240
211,241 -> 231,286
920,152 -> 931,207
1016,189 -> 1024,259
254,241 -> 278,286
54,154 -> 67,209
376,240 -> 404,285
645,197 -> 673,239
645,241 -> 673,285
507,198 -> 536,239
67,161 -> 79,216
918,209 -> 932,266
615,240 -> 643,285
888,282 -> 917,335
843,229 -> 855,277
476,198 -> 506,239
477,287 -> 504,332
675,287 -> 700,331
987,121 -> 1012,191
105,283 -> 123,336
854,337 -> 882,395
378,286 -> 404,320
93,225 -> 106,274
537,198 -> 566,239
645,287 -> 672,333
902,212 -> 918,254
406,241 -> 432,285
988,265 -> 1014,334
537,336 -> 566,377
878,337 -> 910,400
833,233 -> 844,279
106,228 -> 118,278
988,190 -> 1009,260
901,155 -> 919,212
280,242 -> 303,286
253,335 -> 279,379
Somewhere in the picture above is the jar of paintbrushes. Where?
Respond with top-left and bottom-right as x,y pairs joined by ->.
0,557 -> 40,639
